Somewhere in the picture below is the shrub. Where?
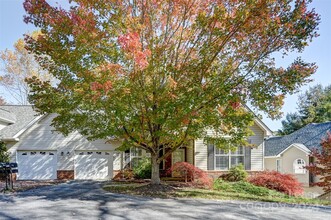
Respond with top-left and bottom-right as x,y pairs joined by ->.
232,181 -> 271,196
169,162 -> 213,188
133,157 -> 151,179
0,142 -> 10,163
213,178 -> 232,191
220,164 -> 248,182
113,169 -> 134,180
248,171 -> 303,196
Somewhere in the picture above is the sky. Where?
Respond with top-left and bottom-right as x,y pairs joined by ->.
0,0 -> 330,131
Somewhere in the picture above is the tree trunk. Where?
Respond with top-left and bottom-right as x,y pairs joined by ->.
150,153 -> 161,185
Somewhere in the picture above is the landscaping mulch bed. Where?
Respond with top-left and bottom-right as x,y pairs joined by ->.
0,180 -> 66,193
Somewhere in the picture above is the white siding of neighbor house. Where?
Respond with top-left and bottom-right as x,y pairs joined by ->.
113,151 -> 122,170
249,123 -> 264,171
194,121 -> 266,171
7,114 -> 120,171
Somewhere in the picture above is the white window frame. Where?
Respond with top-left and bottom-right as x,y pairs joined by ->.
214,147 -> 229,170
230,146 -> 245,168
293,158 -> 306,174
276,159 -> 281,172
214,145 -> 245,170
129,147 -> 143,168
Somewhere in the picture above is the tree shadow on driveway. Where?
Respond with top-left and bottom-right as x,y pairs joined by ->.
0,181 -> 330,220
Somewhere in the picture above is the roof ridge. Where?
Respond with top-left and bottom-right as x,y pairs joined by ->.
310,121 -> 331,125
1,105 -> 34,107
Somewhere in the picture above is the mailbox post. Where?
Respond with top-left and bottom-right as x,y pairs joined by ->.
0,162 -> 18,191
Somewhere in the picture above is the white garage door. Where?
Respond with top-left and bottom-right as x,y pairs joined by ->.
17,151 -> 57,180
74,151 -> 113,180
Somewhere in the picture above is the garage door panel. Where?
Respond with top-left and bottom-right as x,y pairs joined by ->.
74,151 -> 113,180
17,151 -> 57,180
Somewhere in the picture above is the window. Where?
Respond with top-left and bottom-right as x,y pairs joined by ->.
293,158 -> 306,174
214,144 -> 245,170
215,147 -> 229,170
230,146 -> 244,168
131,148 -> 143,157
276,159 -> 281,172
130,147 -> 144,168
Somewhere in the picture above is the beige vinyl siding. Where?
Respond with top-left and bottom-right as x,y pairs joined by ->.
186,141 -> 194,164
194,128 -> 222,170
194,138 -> 207,170
249,122 -> 264,171
264,157 -> 277,171
194,123 -> 266,171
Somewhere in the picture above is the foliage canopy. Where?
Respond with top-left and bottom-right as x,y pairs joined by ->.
23,0 -> 319,184
279,84 -> 331,135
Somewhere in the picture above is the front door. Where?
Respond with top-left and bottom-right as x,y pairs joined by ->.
172,149 -> 185,177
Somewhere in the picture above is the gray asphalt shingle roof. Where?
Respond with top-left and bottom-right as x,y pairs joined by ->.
0,105 -> 40,139
0,108 -> 16,123
265,122 -> 331,156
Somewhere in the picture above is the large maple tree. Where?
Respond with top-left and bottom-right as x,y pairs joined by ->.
24,0 -> 319,184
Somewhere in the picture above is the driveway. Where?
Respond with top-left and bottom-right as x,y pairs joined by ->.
0,181 -> 330,220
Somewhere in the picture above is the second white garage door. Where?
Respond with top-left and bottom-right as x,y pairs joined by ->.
74,151 -> 113,180
17,151 -> 57,180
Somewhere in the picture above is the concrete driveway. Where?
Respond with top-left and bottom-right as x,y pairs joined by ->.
0,181 -> 330,220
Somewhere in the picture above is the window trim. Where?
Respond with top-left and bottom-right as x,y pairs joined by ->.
293,158 -> 306,174
213,145 -> 245,170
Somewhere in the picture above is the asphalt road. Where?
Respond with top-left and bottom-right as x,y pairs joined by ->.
0,181 -> 330,220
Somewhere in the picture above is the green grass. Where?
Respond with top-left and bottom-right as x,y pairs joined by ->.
103,181 -> 331,206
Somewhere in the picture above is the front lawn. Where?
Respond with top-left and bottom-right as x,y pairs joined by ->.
103,181 -> 331,206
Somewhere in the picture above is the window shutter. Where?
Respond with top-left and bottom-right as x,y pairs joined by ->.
207,143 -> 214,170
244,146 -> 251,170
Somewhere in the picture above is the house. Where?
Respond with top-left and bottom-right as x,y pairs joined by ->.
264,122 -> 331,187
0,105 -> 272,180
0,105 -> 121,180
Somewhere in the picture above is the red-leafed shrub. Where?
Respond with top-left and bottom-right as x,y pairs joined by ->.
168,162 -> 212,189
248,171 -> 303,196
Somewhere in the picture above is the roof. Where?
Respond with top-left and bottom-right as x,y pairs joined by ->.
244,105 -> 273,136
0,105 -> 40,139
0,108 -> 16,123
265,122 -> 331,156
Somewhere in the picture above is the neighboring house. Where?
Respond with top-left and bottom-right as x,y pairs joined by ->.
265,122 -> 331,187
0,105 -> 121,180
0,105 -> 272,180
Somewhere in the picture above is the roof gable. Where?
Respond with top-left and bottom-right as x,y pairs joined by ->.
265,121 -> 331,156
0,105 -> 41,139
